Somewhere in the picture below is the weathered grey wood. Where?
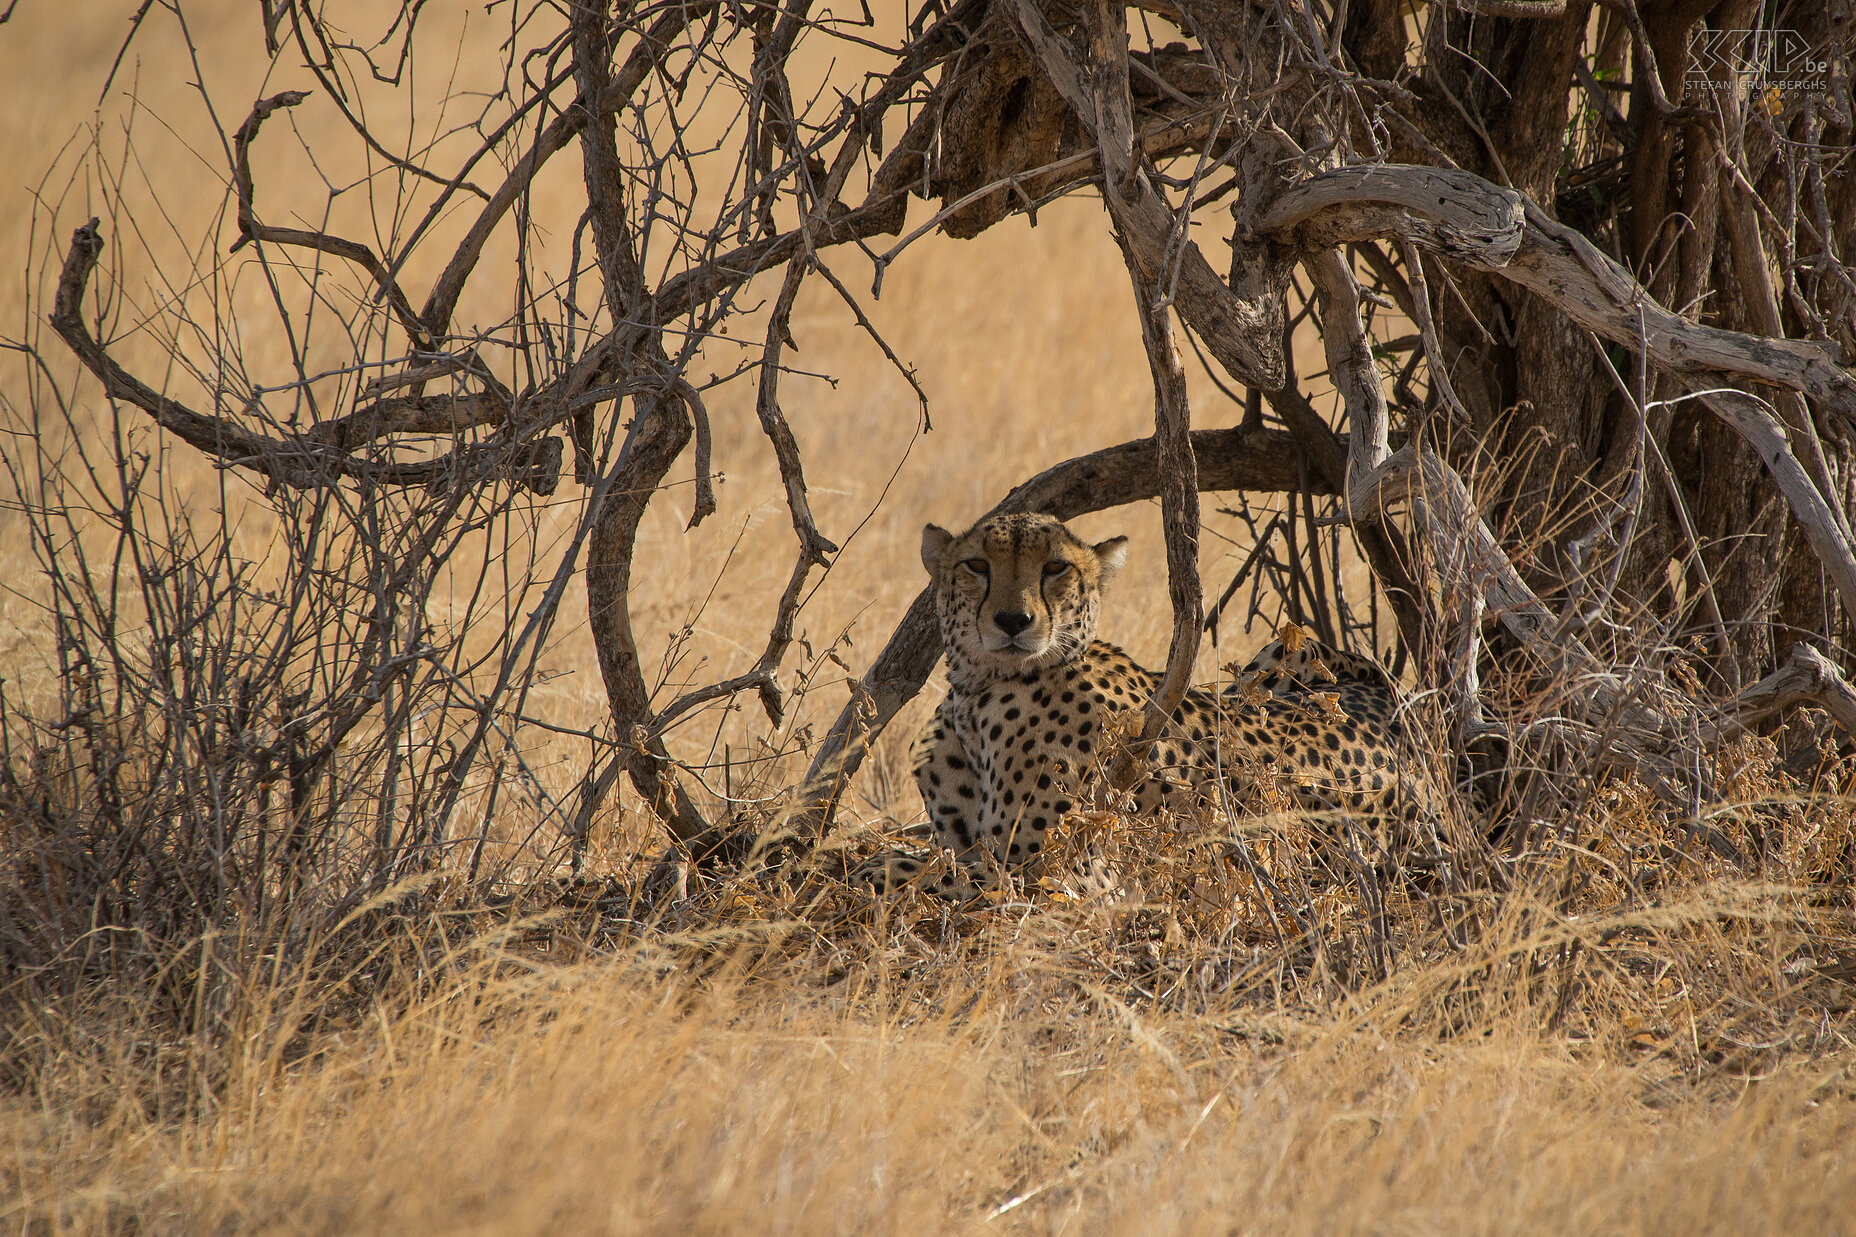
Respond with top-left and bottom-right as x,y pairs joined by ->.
1693,384 -> 1856,622
1263,160 -> 1856,748
1257,166 -> 1528,267
1705,644 -> 1856,743
1307,250 -> 1392,503
1309,209 -> 1695,790
1256,165 -> 1856,422
1510,203 -> 1856,421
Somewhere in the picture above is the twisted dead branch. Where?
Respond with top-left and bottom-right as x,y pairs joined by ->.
1706,644 -> 1856,744
232,90 -> 432,350
1006,0 -> 1208,775
1253,163 -> 1856,686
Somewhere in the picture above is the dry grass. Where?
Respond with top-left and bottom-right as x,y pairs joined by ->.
3,4 -> 1855,1233
7,854 -> 1856,1235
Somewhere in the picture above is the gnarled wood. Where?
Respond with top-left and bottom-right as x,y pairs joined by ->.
574,5 -> 718,856
1706,644 -> 1856,744
1255,165 -> 1856,423
1252,160 -> 1856,736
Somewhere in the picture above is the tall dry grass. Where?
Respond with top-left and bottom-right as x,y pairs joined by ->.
1,3 -> 1854,1233
9,860 -> 1855,1235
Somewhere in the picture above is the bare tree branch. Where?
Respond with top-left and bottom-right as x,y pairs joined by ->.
1705,643 -> 1856,743
1008,0 -> 1285,391
420,4 -> 712,337
1258,165 -> 1856,420
1251,161 -> 1856,667
53,220 -> 560,494
574,3 -> 718,857
231,91 -> 433,350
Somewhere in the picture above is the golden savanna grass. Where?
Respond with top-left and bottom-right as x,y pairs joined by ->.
3,4 -> 1855,1233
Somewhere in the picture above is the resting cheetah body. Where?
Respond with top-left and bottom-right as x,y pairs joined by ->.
870,513 -> 1438,898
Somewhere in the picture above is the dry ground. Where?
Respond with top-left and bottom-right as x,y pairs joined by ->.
2,4 -> 1854,1233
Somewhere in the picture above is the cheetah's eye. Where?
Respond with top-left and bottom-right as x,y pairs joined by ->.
1042,561 -> 1071,578
960,558 -> 990,576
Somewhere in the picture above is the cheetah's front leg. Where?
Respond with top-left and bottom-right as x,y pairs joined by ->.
849,704 -> 993,899
914,705 -> 990,872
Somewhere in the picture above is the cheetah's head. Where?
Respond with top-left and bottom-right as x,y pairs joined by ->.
922,513 -> 1128,682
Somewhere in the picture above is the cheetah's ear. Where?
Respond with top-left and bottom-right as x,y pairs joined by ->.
1092,535 -> 1129,587
921,524 -> 956,575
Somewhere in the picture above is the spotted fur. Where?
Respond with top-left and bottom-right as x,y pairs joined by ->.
858,513 -> 1441,899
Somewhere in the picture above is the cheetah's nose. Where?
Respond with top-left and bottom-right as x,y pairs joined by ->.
993,610 -> 1033,637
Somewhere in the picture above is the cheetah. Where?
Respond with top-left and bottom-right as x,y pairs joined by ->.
859,512 -> 1443,899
